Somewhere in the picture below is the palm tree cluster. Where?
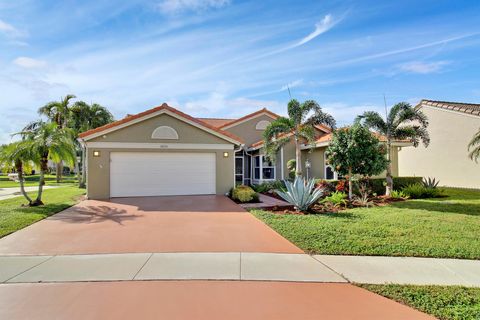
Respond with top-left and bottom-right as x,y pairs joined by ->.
263,99 -> 430,196
0,95 -> 113,206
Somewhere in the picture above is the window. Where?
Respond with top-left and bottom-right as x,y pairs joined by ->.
324,153 -> 342,180
235,157 -> 243,184
254,155 -> 275,181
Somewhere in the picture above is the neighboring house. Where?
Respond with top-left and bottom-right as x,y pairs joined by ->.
399,99 -> 480,189
79,103 -> 408,199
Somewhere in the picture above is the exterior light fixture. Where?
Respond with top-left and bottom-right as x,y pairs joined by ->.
93,150 -> 101,157
223,152 -> 229,158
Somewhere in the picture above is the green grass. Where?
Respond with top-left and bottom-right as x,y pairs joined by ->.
0,186 -> 85,238
253,188 -> 480,259
0,174 -> 78,188
360,284 -> 480,320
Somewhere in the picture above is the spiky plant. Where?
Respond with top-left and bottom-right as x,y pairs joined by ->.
263,99 -> 336,176
422,177 -> 439,189
355,102 -> 430,196
276,177 -> 324,212
468,128 -> 480,162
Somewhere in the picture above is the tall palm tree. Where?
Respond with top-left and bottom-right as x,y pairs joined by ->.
17,122 -> 76,206
356,102 -> 430,196
70,101 -> 114,187
468,128 -> 480,162
0,142 -> 37,204
263,99 -> 336,176
38,94 -> 76,182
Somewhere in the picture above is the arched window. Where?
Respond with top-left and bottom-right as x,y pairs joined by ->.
151,126 -> 179,140
255,120 -> 270,130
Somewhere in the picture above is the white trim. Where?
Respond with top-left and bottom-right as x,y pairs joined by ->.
85,142 -> 234,150
419,103 -> 480,119
221,111 -> 278,130
151,126 -> 179,139
81,109 -> 242,145
252,154 -> 276,184
300,140 -> 412,150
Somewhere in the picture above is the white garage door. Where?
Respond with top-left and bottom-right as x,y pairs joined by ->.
110,152 -> 216,197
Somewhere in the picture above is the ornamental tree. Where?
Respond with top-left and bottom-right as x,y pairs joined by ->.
325,124 -> 389,200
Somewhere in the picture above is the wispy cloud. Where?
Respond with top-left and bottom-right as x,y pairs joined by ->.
0,18 -> 25,38
157,0 -> 230,14
399,61 -> 450,74
13,57 -> 48,69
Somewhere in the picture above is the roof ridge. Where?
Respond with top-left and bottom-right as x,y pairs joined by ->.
78,103 -> 244,144
219,108 -> 280,129
421,99 -> 480,106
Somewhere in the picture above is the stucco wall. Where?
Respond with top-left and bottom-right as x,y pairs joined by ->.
399,106 -> 480,188
224,114 -> 276,146
86,113 -> 235,199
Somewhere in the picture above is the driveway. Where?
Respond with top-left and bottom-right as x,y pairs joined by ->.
0,195 -> 433,319
0,195 -> 301,255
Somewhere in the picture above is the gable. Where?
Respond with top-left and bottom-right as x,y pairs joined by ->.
224,114 -> 275,146
89,113 -> 232,145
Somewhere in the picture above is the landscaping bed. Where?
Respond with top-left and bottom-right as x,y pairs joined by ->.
0,186 -> 85,238
360,284 -> 480,320
252,188 -> 480,259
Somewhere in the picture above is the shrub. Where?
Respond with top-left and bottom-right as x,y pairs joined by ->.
315,179 -> 337,195
232,185 -> 258,203
276,177 -> 324,212
336,180 -> 348,192
390,190 -> 408,199
368,177 -> 423,195
252,181 -> 285,193
402,183 -> 445,199
321,191 -> 348,208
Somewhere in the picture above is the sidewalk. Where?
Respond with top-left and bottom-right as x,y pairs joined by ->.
1,252 -> 479,286
0,186 -> 58,201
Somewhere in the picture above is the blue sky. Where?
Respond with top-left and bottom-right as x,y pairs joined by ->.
1,0 -> 480,144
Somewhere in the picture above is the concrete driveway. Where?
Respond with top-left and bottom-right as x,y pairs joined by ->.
0,195 -> 433,319
0,195 -> 301,255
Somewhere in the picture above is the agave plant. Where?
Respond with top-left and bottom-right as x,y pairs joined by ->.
276,177 -> 323,212
422,177 -> 439,189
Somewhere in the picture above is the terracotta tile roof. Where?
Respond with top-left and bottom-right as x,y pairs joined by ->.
78,103 -> 244,144
420,99 -> 480,116
219,108 -> 280,129
196,117 -> 234,128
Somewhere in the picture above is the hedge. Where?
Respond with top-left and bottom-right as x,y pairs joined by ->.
316,177 -> 423,196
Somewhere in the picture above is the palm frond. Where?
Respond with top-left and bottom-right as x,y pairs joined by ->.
468,128 -> 480,162
287,99 -> 302,125
355,111 -> 388,135
303,100 -> 336,129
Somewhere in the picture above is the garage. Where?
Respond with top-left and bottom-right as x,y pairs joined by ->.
110,152 -> 216,197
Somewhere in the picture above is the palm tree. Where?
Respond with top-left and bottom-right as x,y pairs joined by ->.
468,128 -> 480,162
70,101 -> 114,187
0,142 -> 38,204
356,102 -> 430,196
263,99 -> 336,176
38,94 -> 76,182
17,122 -> 76,206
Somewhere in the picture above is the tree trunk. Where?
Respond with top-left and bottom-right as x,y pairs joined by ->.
15,160 -> 32,205
295,138 -> 303,177
80,145 -> 87,188
348,167 -> 353,200
385,141 -> 393,196
56,161 -> 63,183
32,158 -> 47,206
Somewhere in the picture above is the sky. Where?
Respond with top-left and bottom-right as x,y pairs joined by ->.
1,0 -> 480,144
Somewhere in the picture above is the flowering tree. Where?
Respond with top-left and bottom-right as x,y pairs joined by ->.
325,124 -> 389,200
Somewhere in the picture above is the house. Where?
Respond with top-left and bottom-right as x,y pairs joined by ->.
79,103 -> 408,199
399,99 -> 480,189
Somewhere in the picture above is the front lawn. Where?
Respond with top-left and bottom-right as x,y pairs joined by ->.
0,186 -> 85,238
361,284 -> 480,320
253,188 -> 480,259
0,174 -> 78,188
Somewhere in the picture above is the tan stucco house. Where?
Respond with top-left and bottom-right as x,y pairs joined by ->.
399,100 -> 480,189
79,103 -> 407,199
